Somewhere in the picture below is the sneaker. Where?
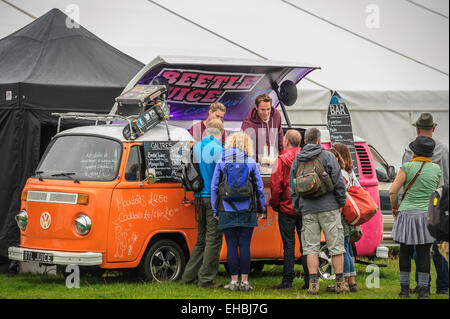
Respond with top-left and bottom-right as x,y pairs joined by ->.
272,282 -> 293,290
348,283 -> 358,292
224,281 -> 240,291
240,281 -> 254,291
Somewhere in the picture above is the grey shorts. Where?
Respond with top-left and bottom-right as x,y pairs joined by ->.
301,209 -> 345,256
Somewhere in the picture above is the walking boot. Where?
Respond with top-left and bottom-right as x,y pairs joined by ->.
334,279 -> 350,294
398,284 -> 410,298
307,277 -> 320,295
417,285 -> 430,299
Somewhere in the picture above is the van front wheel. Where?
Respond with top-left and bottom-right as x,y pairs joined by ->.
140,240 -> 185,282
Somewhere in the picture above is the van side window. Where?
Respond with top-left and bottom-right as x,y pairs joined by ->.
125,146 -> 145,181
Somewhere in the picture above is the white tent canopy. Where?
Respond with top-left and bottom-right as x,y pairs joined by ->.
1,0 -> 448,168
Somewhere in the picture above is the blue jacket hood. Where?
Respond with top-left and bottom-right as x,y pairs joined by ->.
223,147 -> 248,162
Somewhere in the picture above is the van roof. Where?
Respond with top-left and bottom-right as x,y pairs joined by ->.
56,123 -> 194,142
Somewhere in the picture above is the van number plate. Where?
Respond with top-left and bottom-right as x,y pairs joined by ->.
23,251 -> 54,263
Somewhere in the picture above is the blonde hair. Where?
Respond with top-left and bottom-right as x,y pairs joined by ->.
209,102 -> 226,113
205,118 -> 224,136
224,132 -> 254,158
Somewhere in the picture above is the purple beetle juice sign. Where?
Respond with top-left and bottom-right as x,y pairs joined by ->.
134,57 -> 319,121
157,69 -> 265,105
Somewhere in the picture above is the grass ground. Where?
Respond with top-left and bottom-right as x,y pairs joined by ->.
0,256 -> 448,299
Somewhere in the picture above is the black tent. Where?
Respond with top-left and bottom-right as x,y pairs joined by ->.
0,8 -> 144,271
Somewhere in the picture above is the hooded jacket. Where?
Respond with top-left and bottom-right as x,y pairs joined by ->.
289,143 -> 347,215
211,147 -> 265,229
402,138 -> 449,186
240,106 -> 284,161
188,120 -> 226,144
269,147 -> 301,215
193,136 -> 224,198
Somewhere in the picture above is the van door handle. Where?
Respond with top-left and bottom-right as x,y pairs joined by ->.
182,200 -> 194,206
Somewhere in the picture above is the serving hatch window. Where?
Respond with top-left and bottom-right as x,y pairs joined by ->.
37,135 -> 122,181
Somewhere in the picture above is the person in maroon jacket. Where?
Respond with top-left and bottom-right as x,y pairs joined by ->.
241,94 -> 284,162
188,102 -> 227,143
269,129 -> 310,290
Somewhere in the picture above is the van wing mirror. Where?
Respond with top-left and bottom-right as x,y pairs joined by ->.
144,168 -> 156,184
387,166 -> 396,182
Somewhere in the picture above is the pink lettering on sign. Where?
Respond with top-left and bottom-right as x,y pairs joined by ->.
161,71 -> 181,84
210,75 -> 229,89
238,76 -> 260,90
223,76 -> 240,89
156,68 -> 264,105
186,89 -> 207,102
201,90 -> 223,103
192,74 -> 214,88
177,73 -> 197,87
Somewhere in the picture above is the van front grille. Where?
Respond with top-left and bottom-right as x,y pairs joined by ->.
355,145 -> 373,176
27,191 -> 78,204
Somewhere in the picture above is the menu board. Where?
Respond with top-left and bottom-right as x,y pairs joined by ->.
143,141 -> 189,182
327,91 -> 359,177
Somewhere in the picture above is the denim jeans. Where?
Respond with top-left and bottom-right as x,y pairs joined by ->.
343,235 -> 356,277
414,242 -> 449,292
432,243 -> 449,292
223,227 -> 254,275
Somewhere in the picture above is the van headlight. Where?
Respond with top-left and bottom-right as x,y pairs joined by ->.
75,215 -> 91,236
15,210 -> 28,231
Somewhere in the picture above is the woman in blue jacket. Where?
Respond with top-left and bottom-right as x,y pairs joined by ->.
211,132 -> 265,291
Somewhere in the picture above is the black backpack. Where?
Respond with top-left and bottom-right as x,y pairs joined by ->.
427,184 -> 449,242
179,148 -> 203,193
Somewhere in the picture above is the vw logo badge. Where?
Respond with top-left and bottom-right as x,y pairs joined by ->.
40,212 -> 51,230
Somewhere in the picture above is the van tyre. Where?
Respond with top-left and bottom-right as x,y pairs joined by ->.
140,239 -> 185,282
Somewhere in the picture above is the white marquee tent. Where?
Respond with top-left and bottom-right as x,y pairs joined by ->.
1,0 -> 448,168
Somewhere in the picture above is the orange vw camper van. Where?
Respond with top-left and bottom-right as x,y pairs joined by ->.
9,56 -> 382,281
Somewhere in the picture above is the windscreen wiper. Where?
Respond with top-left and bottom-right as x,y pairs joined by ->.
34,171 -> 44,181
51,172 -> 80,183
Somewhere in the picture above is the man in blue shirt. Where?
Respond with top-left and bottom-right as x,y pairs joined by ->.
181,119 -> 225,288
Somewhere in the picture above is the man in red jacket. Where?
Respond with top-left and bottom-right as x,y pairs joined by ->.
269,129 -> 309,290
241,94 -> 284,162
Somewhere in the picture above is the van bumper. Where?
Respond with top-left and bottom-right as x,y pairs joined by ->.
8,246 -> 103,266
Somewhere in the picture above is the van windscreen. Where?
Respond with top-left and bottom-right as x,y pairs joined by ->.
37,135 -> 122,181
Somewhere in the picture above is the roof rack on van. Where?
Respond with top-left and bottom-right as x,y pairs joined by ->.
52,112 -> 132,132
51,112 -> 173,141
283,123 -> 328,127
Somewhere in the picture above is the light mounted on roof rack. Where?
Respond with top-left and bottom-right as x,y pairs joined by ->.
115,84 -> 171,140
